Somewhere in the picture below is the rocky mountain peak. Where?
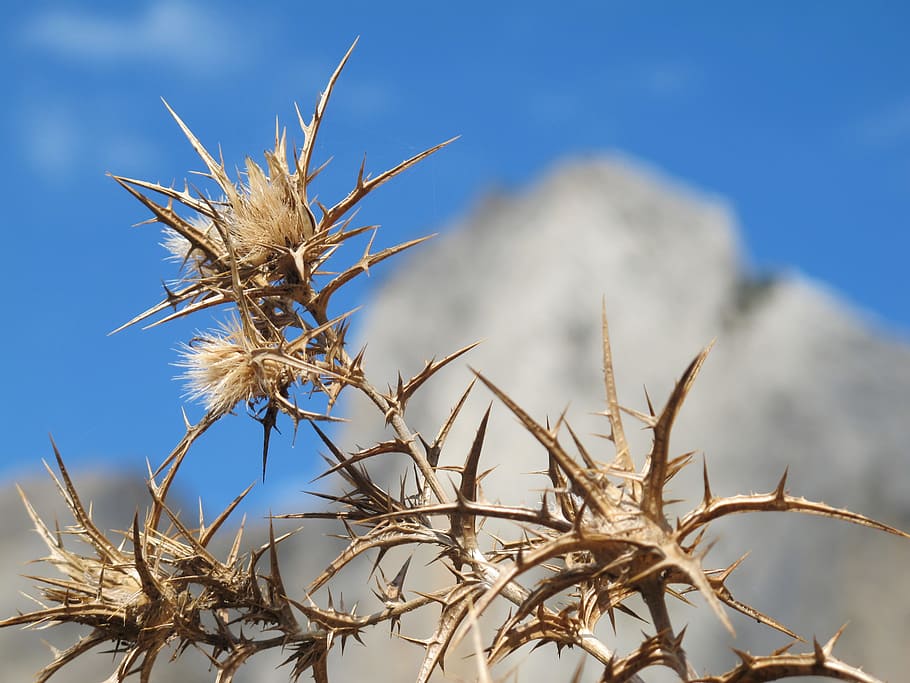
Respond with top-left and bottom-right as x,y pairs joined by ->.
342,155 -> 910,680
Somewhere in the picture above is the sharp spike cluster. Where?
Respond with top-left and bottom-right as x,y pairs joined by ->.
4,42 -> 904,683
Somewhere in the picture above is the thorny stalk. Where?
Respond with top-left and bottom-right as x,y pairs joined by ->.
3,41 -> 907,683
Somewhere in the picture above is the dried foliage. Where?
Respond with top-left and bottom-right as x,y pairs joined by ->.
4,41 -> 907,683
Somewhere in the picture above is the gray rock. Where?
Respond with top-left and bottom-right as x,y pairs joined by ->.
4,156 -> 908,681
337,156 -> 910,681
0,471 -> 213,682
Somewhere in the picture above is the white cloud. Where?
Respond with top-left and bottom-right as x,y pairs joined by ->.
640,61 -> 702,98
18,103 -> 159,182
98,134 -> 161,175
598,60 -> 703,101
339,79 -> 398,118
856,98 -> 910,147
19,108 -> 80,180
21,2 -> 245,74
525,89 -> 585,126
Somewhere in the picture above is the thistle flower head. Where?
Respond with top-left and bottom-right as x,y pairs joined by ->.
110,39 -> 453,428
178,318 -> 297,416
226,153 -> 316,268
160,215 -> 218,273
3,448 -> 265,683
9,39 -> 899,683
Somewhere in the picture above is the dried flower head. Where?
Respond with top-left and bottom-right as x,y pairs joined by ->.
160,216 -> 218,272
227,153 -> 317,268
178,318 -> 297,416
111,38 -> 452,431
3,446 -> 279,683
4,39 -> 907,683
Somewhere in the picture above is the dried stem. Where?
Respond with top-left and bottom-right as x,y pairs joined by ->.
3,41 -> 905,683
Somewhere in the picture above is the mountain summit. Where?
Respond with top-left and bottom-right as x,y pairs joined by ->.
343,156 -> 910,679
4,157 -> 907,682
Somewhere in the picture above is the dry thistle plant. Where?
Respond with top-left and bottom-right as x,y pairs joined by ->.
3,41 -> 907,683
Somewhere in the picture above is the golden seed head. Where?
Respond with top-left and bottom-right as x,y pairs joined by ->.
178,319 -> 293,415
226,158 -> 314,268
160,215 -> 221,279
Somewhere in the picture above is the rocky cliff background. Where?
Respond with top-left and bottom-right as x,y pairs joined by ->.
2,156 -> 908,681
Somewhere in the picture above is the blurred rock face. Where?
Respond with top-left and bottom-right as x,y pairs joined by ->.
0,473 -> 215,682
3,157 -> 908,682
339,157 -> 910,680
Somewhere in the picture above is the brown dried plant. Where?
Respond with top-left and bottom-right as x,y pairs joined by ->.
3,41 -> 907,683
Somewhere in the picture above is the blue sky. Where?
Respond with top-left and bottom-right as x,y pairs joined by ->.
1,2 -> 907,517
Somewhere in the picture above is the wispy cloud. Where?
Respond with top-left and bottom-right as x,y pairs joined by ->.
598,59 -> 704,102
17,102 -> 159,182
21,108 -> 80,179
855,98 -> 910,147
521,61 -> 703,129
525,89 -> 585,126
20,2 -> 247,74
335,79 -> 399,119
640,61 -> 703,98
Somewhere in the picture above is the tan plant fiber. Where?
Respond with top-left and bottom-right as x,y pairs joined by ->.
178,317 -> 300,416
3,40 -> 907,683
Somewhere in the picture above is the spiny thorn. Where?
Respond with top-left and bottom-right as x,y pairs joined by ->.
774,466 -> 790,501
718,552 -> 750,583
702,457 -> 713,505
732,648 -> 754,665
813,636 -> 825,662
771,640 -> 797,656
643,385 -> 655,417
823,623 -> 849,655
